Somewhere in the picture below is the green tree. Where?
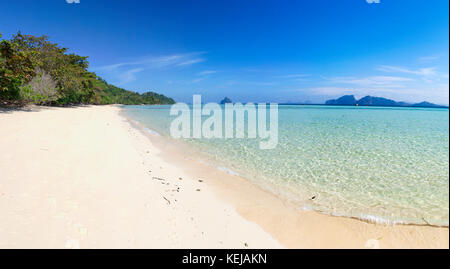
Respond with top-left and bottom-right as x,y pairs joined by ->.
0,33 -> 36,104
1,31 -> 175,107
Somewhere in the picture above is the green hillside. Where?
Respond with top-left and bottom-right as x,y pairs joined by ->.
0,32 -> 175,107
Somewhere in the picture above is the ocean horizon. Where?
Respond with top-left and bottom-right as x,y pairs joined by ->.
122,104 -> 449,227
2,0 -> 448,251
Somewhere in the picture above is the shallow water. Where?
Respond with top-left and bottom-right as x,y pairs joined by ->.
122,105 -> 449,226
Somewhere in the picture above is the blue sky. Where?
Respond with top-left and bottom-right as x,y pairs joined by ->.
1,0 -> 448,104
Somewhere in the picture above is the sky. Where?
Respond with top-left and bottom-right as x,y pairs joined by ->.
1,0 -> 449,104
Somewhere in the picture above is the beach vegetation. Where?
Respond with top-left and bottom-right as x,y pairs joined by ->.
0,31 -> 175,107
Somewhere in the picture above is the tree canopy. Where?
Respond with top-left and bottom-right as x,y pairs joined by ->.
0,32 -> 175,107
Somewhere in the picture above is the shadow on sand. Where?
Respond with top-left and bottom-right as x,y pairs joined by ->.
0,104 -> 92,114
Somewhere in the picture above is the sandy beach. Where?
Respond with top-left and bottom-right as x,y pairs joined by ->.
0,105 -> 448,249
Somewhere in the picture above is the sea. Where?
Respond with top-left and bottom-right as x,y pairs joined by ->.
122,104 -> 449,226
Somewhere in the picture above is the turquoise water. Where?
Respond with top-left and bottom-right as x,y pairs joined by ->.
122,105 -> 449,226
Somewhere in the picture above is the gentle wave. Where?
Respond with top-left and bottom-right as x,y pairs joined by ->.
144,127 -> 160,136
216,165 -> 240,176
121,105 -> 449,227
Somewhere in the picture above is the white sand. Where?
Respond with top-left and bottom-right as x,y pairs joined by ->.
0,105 -> 447,249
0,105 -> 281,248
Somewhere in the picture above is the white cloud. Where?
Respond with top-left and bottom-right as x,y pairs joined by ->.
198,70 -> 217,76
176,58 -> 205,66
118,68 -> 144,85
188,70 -> 218,84
418,55 -> 440,62
303,87 -> 357,96
275,74 -> 309,79
377,65 -> 437,77
190,78 -> 204,84
326,75 -> 413,88
95,53 -> 205,71
92,52 -> 206,86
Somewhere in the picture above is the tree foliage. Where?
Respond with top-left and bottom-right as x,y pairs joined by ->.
0,32 -> 175,107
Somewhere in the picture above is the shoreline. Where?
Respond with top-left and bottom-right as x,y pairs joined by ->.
0,105 -> 282,248
0,105 -> 448,248
133,121 -> 448,228
121,106 -> 449,248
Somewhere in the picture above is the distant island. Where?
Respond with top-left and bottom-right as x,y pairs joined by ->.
220,97 -> 233,104
0,32 -> 175,107
325,95 -> 448,108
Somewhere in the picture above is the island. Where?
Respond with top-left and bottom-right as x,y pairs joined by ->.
325,95 -> 448,108
220,97 -> 233,104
